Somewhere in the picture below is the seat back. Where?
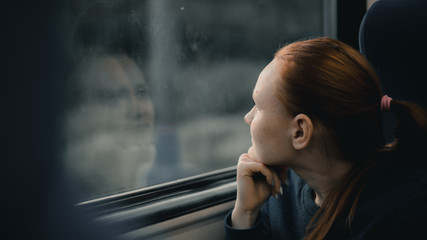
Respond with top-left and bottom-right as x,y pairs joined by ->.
359,0 -> 427,141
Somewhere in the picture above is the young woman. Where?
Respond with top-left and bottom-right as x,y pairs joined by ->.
224,37 -> 427,239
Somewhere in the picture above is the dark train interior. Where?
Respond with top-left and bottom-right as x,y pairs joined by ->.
3,0 -> 426,239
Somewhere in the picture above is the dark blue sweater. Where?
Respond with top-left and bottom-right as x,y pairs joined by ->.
225,163 -> 427,239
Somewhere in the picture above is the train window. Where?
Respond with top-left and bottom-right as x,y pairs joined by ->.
63,0 -> 336,202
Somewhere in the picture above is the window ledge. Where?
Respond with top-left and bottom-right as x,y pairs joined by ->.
76,166 -> 237,234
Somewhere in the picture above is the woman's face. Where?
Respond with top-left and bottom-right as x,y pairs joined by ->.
244,59 -> 294,166
68,55 -> 155,141
65,55 -> 156,198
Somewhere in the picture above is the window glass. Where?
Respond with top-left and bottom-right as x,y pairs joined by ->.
63,0 -> 331,201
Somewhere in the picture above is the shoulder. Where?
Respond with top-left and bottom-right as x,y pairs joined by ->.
352,162 -> 427,239
259,169 -> 318,239
364,161 -> 427,198
262,168 -> 305,213
384,165 -> 427,238
362,161 -> 427,209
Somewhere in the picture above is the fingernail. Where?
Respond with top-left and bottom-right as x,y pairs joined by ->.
275,194 -> 279,200
280,186 -> 283,195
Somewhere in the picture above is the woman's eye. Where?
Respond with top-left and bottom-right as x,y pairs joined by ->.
136,87 -> 147,97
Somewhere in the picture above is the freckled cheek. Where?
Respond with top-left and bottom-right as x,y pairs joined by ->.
251,122 -> 289,163
250,121 -> 272,155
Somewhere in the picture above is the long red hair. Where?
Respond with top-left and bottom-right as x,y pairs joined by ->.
274,37 -> 427,239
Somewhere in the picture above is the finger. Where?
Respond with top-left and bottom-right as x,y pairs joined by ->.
238,159 -> 275,187
251,164 -> 283,198
270,170 -> 282,197
273,165 -> 289,186
239,154 -> 282,196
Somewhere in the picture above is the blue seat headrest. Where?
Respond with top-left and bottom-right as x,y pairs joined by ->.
359,0 -> 427,108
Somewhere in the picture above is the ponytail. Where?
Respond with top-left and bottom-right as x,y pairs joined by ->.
387,99 -> 427,166
304,99 -> 427,240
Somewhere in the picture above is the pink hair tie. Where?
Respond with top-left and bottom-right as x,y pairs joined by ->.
381,95 -> 393,112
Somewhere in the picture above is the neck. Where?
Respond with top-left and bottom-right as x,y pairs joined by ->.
292,155 -> 353,207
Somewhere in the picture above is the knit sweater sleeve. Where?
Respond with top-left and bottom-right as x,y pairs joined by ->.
224,207 -> 273,240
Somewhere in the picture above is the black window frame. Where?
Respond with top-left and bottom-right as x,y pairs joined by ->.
77,166 -> 237,234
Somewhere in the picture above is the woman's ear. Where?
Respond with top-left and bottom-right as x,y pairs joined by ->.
291,114 -> 313,150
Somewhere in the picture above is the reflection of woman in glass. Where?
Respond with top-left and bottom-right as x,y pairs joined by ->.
64,3 -> 155,200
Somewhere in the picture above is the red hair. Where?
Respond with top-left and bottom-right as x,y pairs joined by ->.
273,37 -> 427,239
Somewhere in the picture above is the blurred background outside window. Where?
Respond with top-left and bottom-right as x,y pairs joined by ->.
62,0 -> 334,201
